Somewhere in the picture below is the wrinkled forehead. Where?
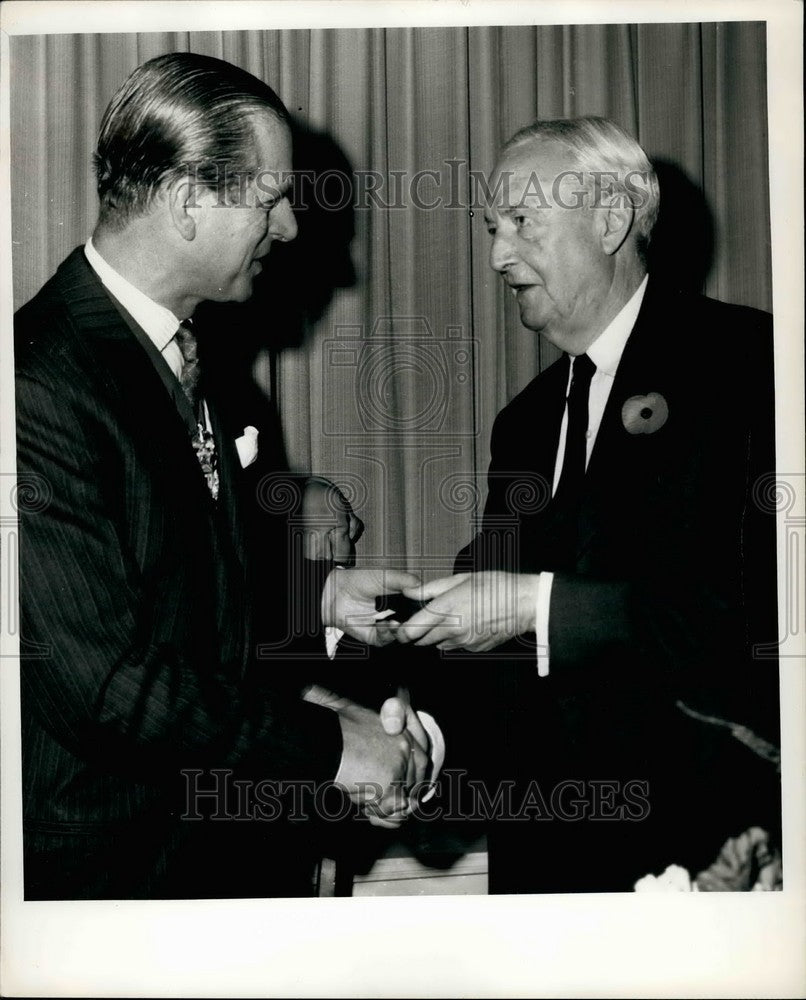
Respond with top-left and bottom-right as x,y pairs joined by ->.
486,138 -> 580,212
248,113 -> 293,197
251,112 -> 293,171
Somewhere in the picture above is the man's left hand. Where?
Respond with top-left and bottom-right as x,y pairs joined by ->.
395,571 -> 540,652
301,476 -> 364,564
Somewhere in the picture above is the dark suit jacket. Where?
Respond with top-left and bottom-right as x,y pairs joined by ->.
451,278 -> 780,892
15,247 -> 343,899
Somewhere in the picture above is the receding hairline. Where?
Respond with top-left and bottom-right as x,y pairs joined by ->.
490,117 -> 660,248
505,130 -> 576,156
498,117 -> 657,186
484,136 -> 596,216
494,133 -> 582,175
237,110 -> 293,182
247,106 -> 292,140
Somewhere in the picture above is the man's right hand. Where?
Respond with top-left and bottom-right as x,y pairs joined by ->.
322,567 -> 422,647
333,700 -> 429,828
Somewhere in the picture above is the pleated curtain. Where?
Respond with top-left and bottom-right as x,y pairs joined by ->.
10,24 -> 771,571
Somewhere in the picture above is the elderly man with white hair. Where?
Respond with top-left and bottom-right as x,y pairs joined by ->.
397,117 -> 779,893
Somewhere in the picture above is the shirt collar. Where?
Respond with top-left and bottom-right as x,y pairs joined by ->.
84,238 -> 180,353
586,274 -> 649,377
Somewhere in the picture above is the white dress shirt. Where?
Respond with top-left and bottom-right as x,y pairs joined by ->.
536,275 -> 649,676
84,238 -> 183,374
84,239 -> 223,439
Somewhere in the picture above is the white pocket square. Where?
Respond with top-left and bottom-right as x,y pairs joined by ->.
234,426 -> 259,468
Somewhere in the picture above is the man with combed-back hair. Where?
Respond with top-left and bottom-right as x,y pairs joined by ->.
397,116 -> 780,893
93,54 -> 291,231
15,52 -> 436,900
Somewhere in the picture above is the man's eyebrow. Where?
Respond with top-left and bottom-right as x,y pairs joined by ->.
483,204 -> 521,224
258,177 -> 293,202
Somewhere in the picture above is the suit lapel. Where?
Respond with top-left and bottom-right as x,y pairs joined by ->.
54,251 -> 214,509
107,288 -> 248,577
577,279 -> 673,559
113,291 -> 251,575
524,357 -> 569,490
207,399 -> 247,570
112,298 -> 199,436
53,249 -> 252,668
207,400 -> 252,672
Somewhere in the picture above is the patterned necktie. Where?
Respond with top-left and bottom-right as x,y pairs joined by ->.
174,322 -> 202,410
173,322 -> 219,502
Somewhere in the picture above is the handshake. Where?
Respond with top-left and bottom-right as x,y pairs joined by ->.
302,682 -> 438,828
302,477 -> 540,826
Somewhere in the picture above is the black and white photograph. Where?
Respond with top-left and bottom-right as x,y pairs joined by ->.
1,1 -> 803,996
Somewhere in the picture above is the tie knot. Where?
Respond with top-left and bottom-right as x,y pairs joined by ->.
174,322 -> 201,410
571,353 -> 595,385
569,354 -> 595,397
174,322 -> 197,364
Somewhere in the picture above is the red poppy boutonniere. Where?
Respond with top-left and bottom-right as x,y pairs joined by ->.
621,393 -> 669,435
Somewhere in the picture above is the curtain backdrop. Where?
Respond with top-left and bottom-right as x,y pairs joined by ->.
10,24 -> 771,573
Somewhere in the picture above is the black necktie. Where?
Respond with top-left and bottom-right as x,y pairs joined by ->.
173,322 -> 219,501
553,352 -> 596,511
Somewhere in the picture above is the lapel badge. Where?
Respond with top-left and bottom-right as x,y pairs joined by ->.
621,393 -> 669,435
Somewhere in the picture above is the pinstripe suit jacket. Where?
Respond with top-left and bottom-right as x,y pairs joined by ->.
15,247 -> 342,898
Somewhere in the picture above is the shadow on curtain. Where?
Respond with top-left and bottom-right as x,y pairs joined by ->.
10,22 -> 771,572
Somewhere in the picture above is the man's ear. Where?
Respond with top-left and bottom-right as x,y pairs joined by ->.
166,180 -> 201,242
598,200 -> 634,256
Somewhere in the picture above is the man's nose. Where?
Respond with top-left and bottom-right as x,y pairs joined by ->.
489,231 -> 516,273
269,198 -> 298,243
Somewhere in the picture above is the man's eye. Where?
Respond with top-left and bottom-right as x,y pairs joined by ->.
513,214 -> 527,227
486,225 -> 496,236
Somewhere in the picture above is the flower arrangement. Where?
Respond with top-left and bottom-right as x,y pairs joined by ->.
634,827 -> 782,892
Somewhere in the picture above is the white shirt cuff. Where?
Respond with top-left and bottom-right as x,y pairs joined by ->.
325,626 -> 343,659
416,710 -> 445,802
536,571 -> 553,677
